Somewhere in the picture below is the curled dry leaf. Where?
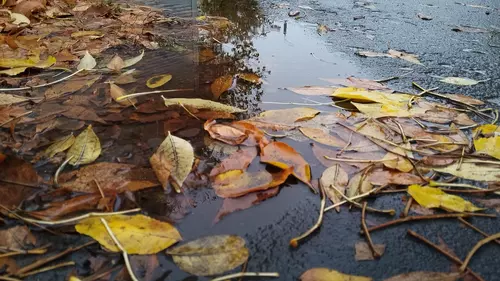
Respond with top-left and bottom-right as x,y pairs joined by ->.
109,83 -> 137,107
433,162 -> 500,182
167,235 -> 249,276
260,141 -> 312,186
474,136 -> 500,160
383,272 -> 460,281
146,74 -> 172,88
66,125 -> 101,166
213,168 -> 292,198
76,214 -> 181,254
300,127 -> 346,148
300,268 -> 372,281
77,51 -> 97,71
163,98 -> 246,113
355,242 -> 386,261
45,133 -> 75,157
211,75 -> 234,98
320,164 -> 348,212
106,55 -> 125,71
408,184 -> 483,212
209,147 -> 258,178
150,132 -> 194,192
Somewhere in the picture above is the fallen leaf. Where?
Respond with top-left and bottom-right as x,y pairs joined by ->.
238,73 -> 261,84
211,75 -> 234,98
209,147 -> 258,177
12,0 -> 45,17
453,113 -> 476,126
0,93 -> 29,105
408,184 -> 483,212
421,156 -> 455,166
387,49 -> 423,65
383,272 -> 460,281
474,136 -> 500,160
260,141 -> 312,186
320,77 -> 390,91
474,124 -> 499,136
130,255 -> 159,281
0,67 -> 28,76
357,50 -> 390,58
347,171 -> 373,198
434,162 -> 500,182
146,74 -> 172,88
320,164 -> 348,211
0,56 -> 56,69
439,77 -> 481,86
0,257 -> 19,274
452,25 -> 489,33
475,199 -> 500,212
317,24 -> 330,34
442,93 -> 484,105
287,86 -> 335,96
299,127 -> 346,148
44,75 -> 100,100
196,48 -> 216,63
163,98 -> 245,113
300,268 -> 372,281
213,168 -> 292,198
59,162 -> 159,193
381,152 -> 413,173
66,125 -> 101,166
253,107 -> 320,125
123,50 -> 145,68
106,55 -> 125,71
355,242 -> 386,261
150,132 -> 194,192
28,194 -> 101,220
0,226 -> 36,248
332,87 -> 410,104
368,169 -> 425,186
77,51 -> 97,70
71,30 -> 103,38
109,83 -> 137,107
76,214 -> 181,254
44,133 -> 75,157
204,120 -> 248,146
417,13 -> 432,20
10,12 -> 30,25
167,235 -> 249,276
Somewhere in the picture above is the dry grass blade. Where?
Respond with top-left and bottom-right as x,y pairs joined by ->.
0,244 -> 49,258
460,232 -> 500,272
211,272 -> 280,281
324,190 -> 374,212
330,185 -> 395,215
361,202 -> 381,258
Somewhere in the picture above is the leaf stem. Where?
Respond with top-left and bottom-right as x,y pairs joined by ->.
324,156 -> 397,163
116,89 -> 194,100
324,190 -> 374,212
330,185 -> 395,215
0,69 -> 84,92
460,232 -> 500,272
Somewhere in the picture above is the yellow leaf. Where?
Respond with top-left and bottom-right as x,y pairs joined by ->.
66,125 -> 101,166
0,67 -> 27,76
299,127 -> 346,148
300,268 -> 372,281
167,235 -> 249,276
150,132 -> 194,192
408,185 -> 483,212
474,136 -> 500,160
474,124 -> 499,136
75,214 -> 181,254
45,134 -> 75,157
68,277 -> 82,281
255,107 -> 320,125
382,151 -> 413,172
0,56 -> 55,69
146,74 -> 172,88
352,102 -> 427,118
34,56 -> 56,69
237,73 -> 261,84
0,93 -> 29,106
71,31 -> 103,38
163,97 -> 246,113
109,83 -> 137,107
332,87 -> 411,104
106,55 -> 125,71
211,75 -> 233,98
434,162 -> 500,182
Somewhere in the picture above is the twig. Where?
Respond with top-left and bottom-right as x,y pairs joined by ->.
0,244 -> 49,258
337,131 -> 353,155
290,184 -> 326,247
324,156 -> 397,163
115,88 -> 192,101
403,197 -> 413,217
100,218 -> 139,281
94,179 -> 105,199
407,230 -> 485,281
15,208 -> 141,225
439,186 -> 500,194
19,261 -> 75,278
460,232 -> 500,272
211,272 -> 280,281
0,111 -> 33,127
330,185 -> 395,215
395,121 -> 407,143
458,217 -> 500,245
0,276 -> 21,281
0,69 -> 84,92
374,70 -> 414,83
54,156 -> 72,186
324,190 -> 374,212
361,202 -> 381,258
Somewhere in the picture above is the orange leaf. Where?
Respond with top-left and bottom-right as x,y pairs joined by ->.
204,120 -> 248,145
211,75 -> 233,99
28,194 -> 102,220
209,147 -> 258,178
260,141 -> 312,187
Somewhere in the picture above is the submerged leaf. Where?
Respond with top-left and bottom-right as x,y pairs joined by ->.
253,107 -> 320,125
260,141 -> 311,186
0,94 -> 29,105
45,134 -> 75,157
300,268 -> 372,281
76,214 -> 181,254
167,235 -> 249,276
211,75 -> 234,98
106,55 -> 125,71
0,67 -> 27,76
408,185 -> 483,212
163,98 -> 245,113
66,125 -> 101,166
209,147 -> 258,178
77,51 -> 97,70
109,83 -> 137,107
287,86 -> 335,96
146,74 -> 172,88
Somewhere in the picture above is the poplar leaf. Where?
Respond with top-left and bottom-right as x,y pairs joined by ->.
66,125 -> 101,165
408,185 -> 483,212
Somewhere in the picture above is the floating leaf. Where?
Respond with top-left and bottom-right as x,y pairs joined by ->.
75,214 -> 181,254
300,268 -> 372,281
238,73 -> 261,84
66,125 -> 101,166
434,162 -> 500,182
204,120 -> 247,146
320,164 -> 348,212
163,98 -> 245,113
123,50 -> 144,68
109,83 -> 137,107
439,77 -> 481,86
106,55 -> 125,71
0,94 -> 29,106
150,132 -> 194,192
287,86 -> 335,96
260,141 -> 311,186
213,168 -> 292,198
299,127 -> 346,148
77,51 -> 96,71
0,67 -> 27,76
332,87 -> 411,104
45,134 -> 75,157
209,147 -> 258,178
167,235 -> 249,276
474,136 -> 500,160
383,272 -> 459,281
355,242 -> 386,261
253,107 -> 320,125
146,74 -> 172,88
211,75 -> 234,98
408,185 -> 483,212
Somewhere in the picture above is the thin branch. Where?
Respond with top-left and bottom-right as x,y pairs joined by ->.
361,202 -> 381,258
330,185 -> 395,215
19,261 -> 75,278
458,217 -> 500,245
116,88 -> 194,100
403,197 -> 413,217
15,208 -> 141,225
460,232 -> 500,272
211,272 -> 280,281
0,245 -> 49,258
324,190 -> 374,212
0,69 -> 84,92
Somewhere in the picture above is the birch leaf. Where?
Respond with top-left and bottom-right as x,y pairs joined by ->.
439,77 -> 481,86
300,268 -> 372,281
77,51 -> 96,71
45,134 -> 75,157
167,235 -> 249,276
66,125 -> 101,165
0,94 -> 29,106
163,97 -> 246,113
75,214 -> 181,254
408,185 -> 483,212
320,164 -> 348,212
474,136 -> 500,160
150,132 -> 194,192
433,162 -> 500,182
109,83 -> 137,107
123,50 -> 144,68
146,74 -> 172,88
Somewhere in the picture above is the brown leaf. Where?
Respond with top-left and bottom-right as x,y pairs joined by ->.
442,93 -> 484,105
130,255 -> 159,281
421,156 -> 455,166
260,141 -> 311,186
211,75 -> 233,99
106,55 -> 125,71
61,105 -> 106,124
475,198 -> 500,212
383,272 -> 460,281
299,127 -> 346,148
110,83 -> 137,107
453,113 -> 475,126
164,118 -> 187,133
209,147 -> 258,178
44,75 -> 100,100
0,226 -> 36,248
320,164 -> 348,212
0,257 -> 19,274
28,194 -> 102,220
59,162 -> 159,193
355,241 -> 386,261
320,77 -> 391,91
194,110 -> 236,120
13,0 -> 45,17
204,120 -> 247,145
0,156 -> 40,187
368,169 -> 425,186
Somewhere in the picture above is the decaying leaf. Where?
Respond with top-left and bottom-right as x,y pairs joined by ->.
211,75 -> 234,98
355,242 -> 386,261
146,74 -> 172,88
0,226 -> 36,248
442,93 -> 484,105
320,164 -> 348,211
163,97 -> 245,113
28,194 -> 102,220
167,235 -> 249,276
66,125 -> 101,166
408,184 -> 483,212
76,214 -> 181,254
44,75 -> 100,100
368,169 -> 425,186
299,127 -> 346,148
300,268 -> 372,281
0,93 -> 29,105
439,77 -> 482,86
383,272 -> 460,281
109,83 -> 137,107
77,51 -> 97,71
434,162 -> 500,182
474,136 -> 500,160
106,55 -> 125,71
44,133 -> 75,157
260,141 -> 312,186
347,171 -> 373,199
150,132 -> 194,192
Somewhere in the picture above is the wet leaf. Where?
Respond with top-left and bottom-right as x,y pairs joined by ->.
474,124 -> 499,136
167,235 -> 249,276
66,125 -> 101,166
77,51 -> 97,71
434,162 -> 500,182
356,50 -> 390,58
146,74 -> 172,88
417,13 -> 432,20
213,168 -> 292,198
123,50 -> 144,68
368,169 -> 425,186
106,55 -> 125,71
13,0 -> 45,17
45,133 -> 75,157
300,268 -> 372,281
474,136 -> 500,160
204,120 -> 247,146
0,67 -> 28,76
61,105 -> 106,124
0,226 -> 36,248
238,73 -> 261,84
475,198 -> 500,212
408,185 -> 483,212
300,127 -> 346,148
383,272 -> 459,281
29,194 -> 101,220
287,86 -> 335,96
332,87 -> 410,104
442,93 -> 484,105
197,48 -> 216,63
320,77 -> 390,91
10,12 -> 30,25
44,75 -> 100,100
109,83 -> 137,107
260,141 -> 312,186
71,30 -> 103,38
211,75 -> 234,98
76,214 -> 181,254
320,164 -> 348,211
439,77 -> 481,86
59,162 -> 159,193
421,156 -> 455,166
209,147 -> 258,178
0,56 -> 56,69
163,98 -> 246,113
382,152 -> 413,172
347,171 -> 373,198
355,242 -> 386,261
150,132 -> 194,192
387,49 -> 423,65
254,107 -> 320,125
0,93 -> 29,105
453,113 -> 475,126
